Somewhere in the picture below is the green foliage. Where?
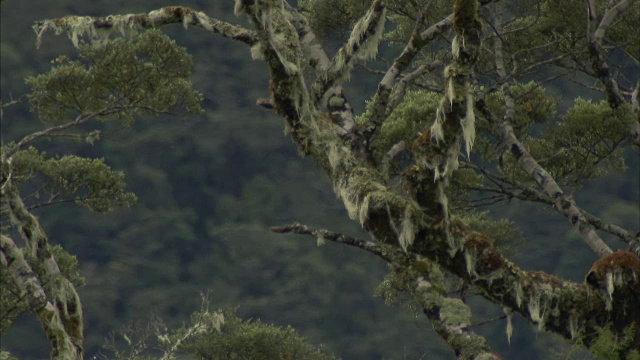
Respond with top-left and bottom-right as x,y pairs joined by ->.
461,211 -> 524,253
180,309 -> 338,360
588,324 -> 640,360
10,146 -> 136,212
26,29 -> 202,124
500,98 -> 628,188
0,350 -> 19,360
0,245 -> 83,333
358,89 -> 440,161
481,82 -> 556,137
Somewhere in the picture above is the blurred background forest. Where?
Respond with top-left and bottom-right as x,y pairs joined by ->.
1,1 -> 638,359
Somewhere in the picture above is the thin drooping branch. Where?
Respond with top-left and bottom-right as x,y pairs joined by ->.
462,158 -> 636,245
463,160 -> 636,245
270,222 -> 391,261
4,108 -> 118,160
580,210 -> 638,245
489,15 -> 612,257
33,6 -> 258,48
270,223 -> 502,360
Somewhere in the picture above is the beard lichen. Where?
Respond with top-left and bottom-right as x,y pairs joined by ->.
464,247 -> 478,277
351,6 -> 386,61
504,307 -> 514,344
398,206 -> 415,251
527,294 -> 547,331
462,90 -> 475,157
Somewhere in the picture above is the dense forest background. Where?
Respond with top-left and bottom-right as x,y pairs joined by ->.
1,0 -> 638,359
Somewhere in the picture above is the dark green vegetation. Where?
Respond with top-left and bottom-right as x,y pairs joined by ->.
1,0 -> 639,359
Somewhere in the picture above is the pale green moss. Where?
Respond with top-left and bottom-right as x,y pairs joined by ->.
440,297 -> 472,328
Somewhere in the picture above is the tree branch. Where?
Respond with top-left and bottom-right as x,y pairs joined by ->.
1,184 -> 84,359
284,3 -> 358,135
362,15 -> 451,145
488,14 -> 613,257
270,223 -> 502,359
586,0 -> 639,145
310,0 -> 387,106
33,6 -> 258,48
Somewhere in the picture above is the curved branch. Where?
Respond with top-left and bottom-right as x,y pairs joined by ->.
34,6 -> 258,48
271,223 -> 502,360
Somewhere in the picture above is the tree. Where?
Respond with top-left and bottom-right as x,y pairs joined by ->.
0,30 -> 201,359
3,0 -> 639,358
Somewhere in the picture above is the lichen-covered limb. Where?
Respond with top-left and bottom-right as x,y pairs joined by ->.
0,234 -> 48,310
362,15 -> 451,144
586,0 -> 639,145
238,0 -> 638,354
489,26 -> 612,257
270,222 -> 391,260
283,3 -> 357,135
384,60 -> 442,120
2,183 -> 83,360
271,223 -> 501,359
34,6 -> 258,48
310,0 -> 386,105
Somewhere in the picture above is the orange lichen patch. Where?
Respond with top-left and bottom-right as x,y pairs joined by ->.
411,128 -> 432,150
464,233 -> 505,272
528,270 -> 564,287
465,233 -> 493,252
585,251 -> 640,294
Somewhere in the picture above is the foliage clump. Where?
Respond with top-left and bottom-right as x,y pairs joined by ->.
588,325 -> 640,360
358,89 -> 440,161
498,98 -> 628,189
9,146 -> 136,212
26,29 -> 202,124
182,309 -> 338,360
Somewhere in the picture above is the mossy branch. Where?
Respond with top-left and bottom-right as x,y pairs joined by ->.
362,15 -> 451,146
34,6 -> 258,48
1,184 -> 83,360
271,223 -> 501,359
310,0 -> 386,105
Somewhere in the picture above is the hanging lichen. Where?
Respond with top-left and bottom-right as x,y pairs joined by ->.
398,206 -> 415,251
504,307 -> 514,344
